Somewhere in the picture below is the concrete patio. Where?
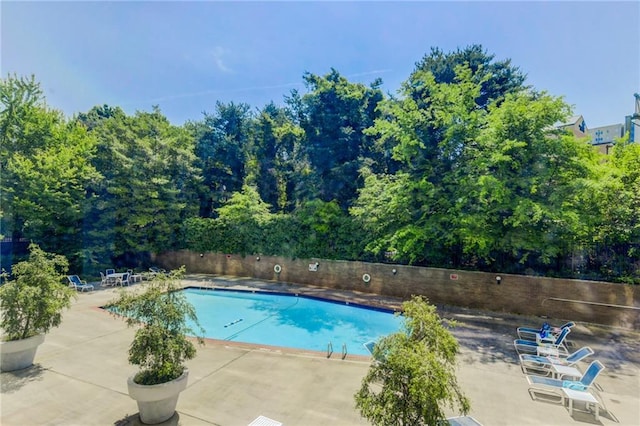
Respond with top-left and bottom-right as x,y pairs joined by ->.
1,275 -> 639,425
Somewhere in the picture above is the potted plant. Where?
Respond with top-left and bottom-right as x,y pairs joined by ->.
106,266 -> 204,425
0,243 -> 76,372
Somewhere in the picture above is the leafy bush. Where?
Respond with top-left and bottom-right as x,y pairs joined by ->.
106,266 -> 204,385
0,244 -> 75,341
355,296 -> 470,425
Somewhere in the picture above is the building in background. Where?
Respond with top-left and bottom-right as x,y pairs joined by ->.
557,115 -> 588,138
588,124 -> 624,154
586,93 -> 640,154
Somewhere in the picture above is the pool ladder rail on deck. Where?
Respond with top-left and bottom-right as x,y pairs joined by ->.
327,342 -> 348,360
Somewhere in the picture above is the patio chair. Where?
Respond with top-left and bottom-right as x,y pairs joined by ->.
520,346 -> 594,376
118,272 -> 131,287
102,271 -> 118,286
526,360 -> 605,402
106,268 -> 115,276
517,321 -> 575,341
127,269 -> 143,283
147,267 -> 167,279
514,327 -> 571,355
67,275 -> 94,292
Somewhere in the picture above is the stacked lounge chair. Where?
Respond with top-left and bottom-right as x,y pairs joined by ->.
519,346 -> 594,376
517,321 -> 575,340
513,326 -> 571,356
514,320 -> 604,420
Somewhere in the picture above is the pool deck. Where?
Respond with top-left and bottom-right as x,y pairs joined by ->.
2,274 -> 639,426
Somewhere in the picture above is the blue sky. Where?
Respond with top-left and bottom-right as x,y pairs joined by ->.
2,1 -> 639,128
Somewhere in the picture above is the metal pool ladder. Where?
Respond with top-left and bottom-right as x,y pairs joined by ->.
327,342 -> 348,359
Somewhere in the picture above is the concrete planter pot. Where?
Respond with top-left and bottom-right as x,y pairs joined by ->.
127,369 -> 189,424
0,333 -> 46,372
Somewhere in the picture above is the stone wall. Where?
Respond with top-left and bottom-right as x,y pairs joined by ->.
154,250 -> 640,330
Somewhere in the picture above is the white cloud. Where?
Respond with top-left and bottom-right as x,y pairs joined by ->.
210,46 -> 232,73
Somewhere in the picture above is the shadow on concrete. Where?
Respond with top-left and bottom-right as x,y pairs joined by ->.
437,305 -> 521,365
114,412 -> 180,426
0,364 -> 46,394
431,303 -> 640,374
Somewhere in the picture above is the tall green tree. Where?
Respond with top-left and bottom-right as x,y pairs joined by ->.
583,137 -> 640,281
1,74 -> 101,269
291,69 -> 384,209
0,74 -> 46,160
214,184 -> 274,255
451,91 -> 601,271
412,44 -> 527,109
246,102 -> 302,212
85,106 -> 199,268
356,47 -> 528,267
192,101 -> 252,217
76,104 -> 121,131
293,199 -> 366,260
355,296 -> 469,425
356,64 -> 487,265
350,170 -> 418,263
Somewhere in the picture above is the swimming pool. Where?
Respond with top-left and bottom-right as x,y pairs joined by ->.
183,288 -> 403,356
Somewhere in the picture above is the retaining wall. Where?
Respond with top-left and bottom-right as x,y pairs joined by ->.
153,250 -> 640,330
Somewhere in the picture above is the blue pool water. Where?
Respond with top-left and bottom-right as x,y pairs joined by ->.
182,288 -> 403,356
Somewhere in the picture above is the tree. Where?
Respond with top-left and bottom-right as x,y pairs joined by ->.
583,137 -> 640,282
246,102 -> 302,213
192,101 -> 252,217
214,185 -> 274,255
1,75 -> 101,268
357,64 -> 487,266
350,170 -> 421,263
355,296 -> 469,425
293,199 -> 367,260
75,104 -> 122,131
291,69 -> 384,209
451,91 -> 601,271
412,45 -> 527,110
0,74 -> 46,160
84,106 -> 200,269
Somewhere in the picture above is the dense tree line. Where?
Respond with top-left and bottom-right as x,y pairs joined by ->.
1,45 -> 638,283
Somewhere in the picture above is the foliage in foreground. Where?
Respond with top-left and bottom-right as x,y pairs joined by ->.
106,266 -> 204,385
355,296 -> 469,425
0,243 -> 75,341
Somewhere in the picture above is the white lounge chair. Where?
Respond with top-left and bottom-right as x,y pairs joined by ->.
517,321 -> 575,341
67,275 -> 94,292
514,327 -> 571,355
526,360 -> 605,419
519,346 -> 594,376
146,267 -> 168,280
